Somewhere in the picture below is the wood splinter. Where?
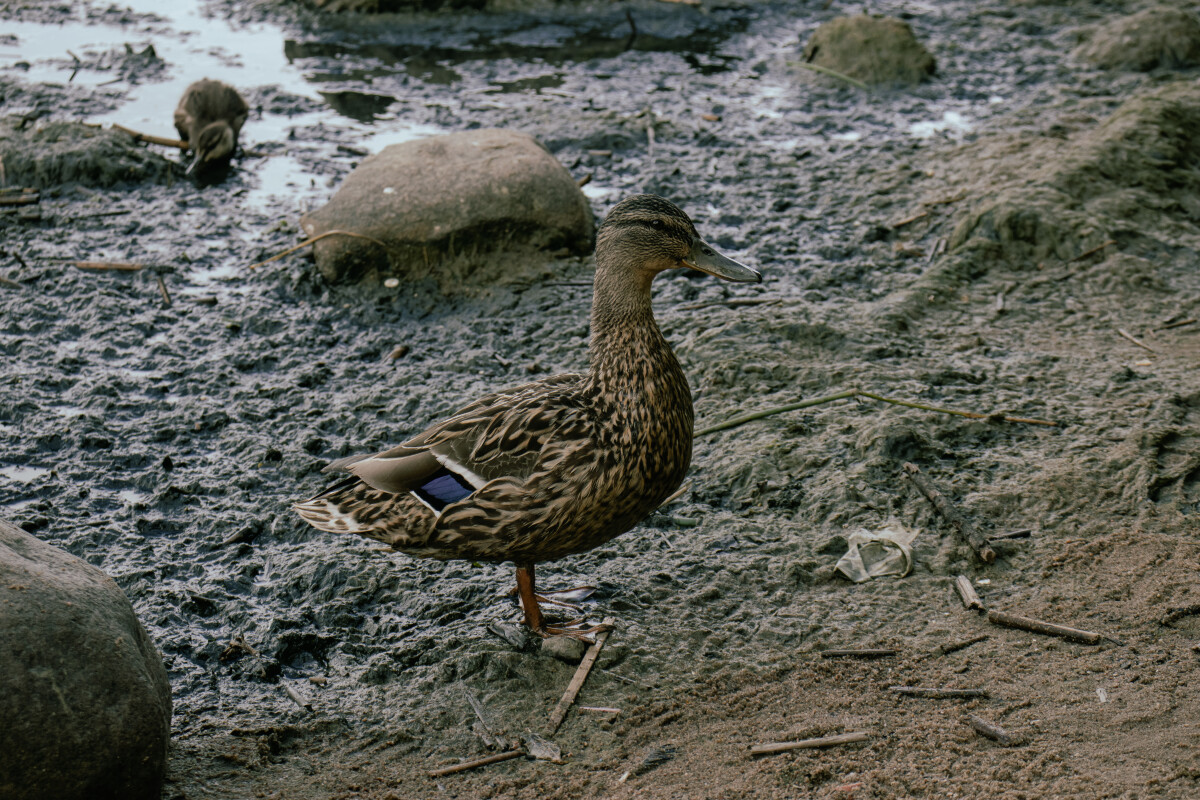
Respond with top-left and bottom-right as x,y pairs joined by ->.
967,714 -> 1021,746
987,610 -> 1102,644
749,732 -> 870,757
954,575 -> 985,611
903,463 -> 996,563
935,634 -> 989,656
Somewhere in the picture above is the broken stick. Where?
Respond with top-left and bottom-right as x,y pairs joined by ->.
986,610 -> 1101,644
428,749 -> 523,778
0,193 -> 39,207
112,123 -> 189,150
749,732 -> 870,757
1115,327 -> 1158,354
547,619 -> 615,734
935,634 -> 989,655
890,686 -> 989,699
72,261 -> 145,272
954,575 -> 985,611
967,714 -> 1021,746
903,463 -> 996,563
820,648 -> 895,659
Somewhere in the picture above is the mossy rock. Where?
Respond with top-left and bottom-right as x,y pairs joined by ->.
801,15 -> 935,87
0,118 -> 176,189
1075,6 -> 1200,72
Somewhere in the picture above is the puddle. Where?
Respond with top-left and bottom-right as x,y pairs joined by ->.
0,465 -> 50,484
909,110 -> 973,139
117,488 -> 150,506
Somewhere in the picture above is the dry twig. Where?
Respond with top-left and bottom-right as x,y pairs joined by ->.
1068,239 -> 1116,263
890,210 -> 928,229
547,619 -> 615,734
820,648 -> 895,658
749,732 -> 870,757
1157,317 -> 1196,331
791,61 -> 869,89
156,274 -> 171,306
967,714 -> 1021,746
1116,328 -> 1158,354
73,261 -> 145,272
428,749 -> 523,778
935,634 -> 989,655
112,123 -> 189,150
248,230 -> 389,270
904,464 -> 996,563
0,193 -> 39,207
695,389 -> 1056,438
987,610 -> 1102,644
890,686 -> 989,699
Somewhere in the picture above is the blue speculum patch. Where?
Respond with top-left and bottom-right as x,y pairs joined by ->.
415,469 -> 475,511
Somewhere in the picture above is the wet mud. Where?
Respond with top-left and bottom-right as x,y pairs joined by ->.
1,1 -> 1198,799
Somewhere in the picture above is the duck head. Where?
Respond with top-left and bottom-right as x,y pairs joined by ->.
595,194 -> 761,286
187,121 -> 236,175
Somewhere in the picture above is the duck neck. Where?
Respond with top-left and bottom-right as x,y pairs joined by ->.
585,265 -> 688,413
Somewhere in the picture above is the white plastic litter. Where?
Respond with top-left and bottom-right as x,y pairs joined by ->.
835,523 -> 921,583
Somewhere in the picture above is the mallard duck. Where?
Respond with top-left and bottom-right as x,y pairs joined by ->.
294,194 -> 761,635
173,79 -> 249,175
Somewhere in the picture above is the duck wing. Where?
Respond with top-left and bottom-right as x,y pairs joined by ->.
326,373 -> 588,507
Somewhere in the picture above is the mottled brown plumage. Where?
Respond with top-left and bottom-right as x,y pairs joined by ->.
294,194 -> 760,634
173,79 -> 249,174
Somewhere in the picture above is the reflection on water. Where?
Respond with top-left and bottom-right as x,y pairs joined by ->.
281,16 -> 744,81
487,74 -> 564,94
317,90 -> 397,122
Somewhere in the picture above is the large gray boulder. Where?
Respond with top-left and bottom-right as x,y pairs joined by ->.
0,519 -> 171,800
300,128 -> 594,283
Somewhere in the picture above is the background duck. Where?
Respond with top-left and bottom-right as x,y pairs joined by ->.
294,194 -> 761,636
173,78 -> 249,175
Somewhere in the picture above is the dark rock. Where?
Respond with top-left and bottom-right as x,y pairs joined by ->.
801,15 -> 935,87
0,518 -> 171,800
1075,6 -> 1200,72
540,635 -> 586,664
300,128 -> 594,284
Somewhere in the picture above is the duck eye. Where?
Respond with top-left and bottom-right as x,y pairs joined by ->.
650,219 -> 664,229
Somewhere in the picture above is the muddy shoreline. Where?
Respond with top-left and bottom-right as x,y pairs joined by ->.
2,1 -> 1199,798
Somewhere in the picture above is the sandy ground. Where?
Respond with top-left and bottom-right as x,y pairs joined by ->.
1,0 -> 1198,798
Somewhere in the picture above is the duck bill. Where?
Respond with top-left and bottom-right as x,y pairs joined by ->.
185,152 -> 202,175
682,237 -> 761,283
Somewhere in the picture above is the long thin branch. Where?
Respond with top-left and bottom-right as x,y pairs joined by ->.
694,390 -> 857,436
695,389 -> 1056,438
791,61 -> 869,89
247,230 -> 389,269
111,123 -> 189,151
